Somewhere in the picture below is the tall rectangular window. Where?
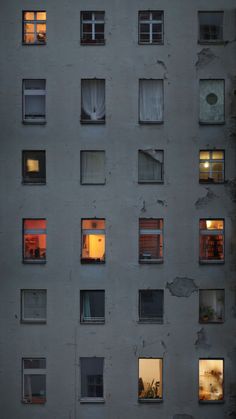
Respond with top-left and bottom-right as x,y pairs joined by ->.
81,79 -> 105,122
80,357 -> 104,399
199,289 -> 224,323
23,11 -> 46,44
138,150 -> 163,183
199,150 -> 224,184
21,290 -> 47,323
139,11 -> 163,44
81,151 -> 105,184
139,80 -> 163,123
139,290 -> 163,323
23,219 -> 47,263
199,12 -> 223,43
199,359 -> 224,402
139,219 -> 163,263
199,80 -> 224,124
81,12 -> 105,44
23,79 -> 46,123
80,291 -> 105,323
81,219 -> 105,263
138,358 -> 163,401
22,150 -> 46,184
199,219 -> 224,263
22,358 -> 46,404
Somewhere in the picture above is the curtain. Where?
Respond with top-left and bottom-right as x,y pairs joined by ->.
139,150 -> 162,181
81,151 -> 105,183
139,80 -> 163,122
82,80 -> 105,121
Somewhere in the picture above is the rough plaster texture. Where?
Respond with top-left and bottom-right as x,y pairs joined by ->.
166,277 -> 198,297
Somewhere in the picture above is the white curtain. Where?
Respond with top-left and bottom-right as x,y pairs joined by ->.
81,151 -> 105,184
139,80 -> 163,122
82,80 -> 105,121
139,150 -> 162,181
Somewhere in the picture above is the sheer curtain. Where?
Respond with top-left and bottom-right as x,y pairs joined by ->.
81,151 -> 105,184
82,80 -> 105,121
139,150 -> 162,181
139,80 -> 163,122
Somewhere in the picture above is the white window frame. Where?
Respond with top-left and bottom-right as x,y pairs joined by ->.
81,12 -> 105,43
23,79 -> 46,124
23,11 -> 47,44
199,150 -> 224,184
21,289 -> 47,323
139,11 -> 164,44
22,358 -> 46,404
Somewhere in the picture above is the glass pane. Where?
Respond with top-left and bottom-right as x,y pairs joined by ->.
36,12 -> 46,20
139,12 -> 150,21
199,359 -> 224,401
199,290 -> 224,323
200,219 -> 223,230
140,290 -> 163,320
212,151 -> 224,159
83,24 -> 92,33
25,95 -> 45,117
139,359 -> 163,399
140,219 -> 163,230
24,375 -> 46,403
95,24 -> 104,33
24,12 -> 35,20
199,80 -> 224,123
82,12 -> 93,20
200,151 -> 210,160
152,11 -> 163,20
81,358 -> 104,398
200,234 -> 224,261
95,12 -> 104,21
23,290 -> 46,320
24,219 -> 47,261
140,24 -> 150,33
81,291 -> 105,320
82,219 -> 105,230
24,358 -> 46,369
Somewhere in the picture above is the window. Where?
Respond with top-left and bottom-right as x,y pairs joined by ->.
199,219 -> 224,263
21,290 -> 47,323
80,357 -> 104,400
80,291 -> 105,323
138,150 -> 163,183
139,11 -> 163,44
81,151 -> 105,184
199,150 -> 224,184
23,11 -> 46,44
23,219 -> 47,263
81,12 -> 105,44
22,151 -> 46,184
139,290 -> 163,323
199,80 -> 224,124
81,219 -> 105,263
23,79 -> 46,123
199,12 -> 223,43
139,219 -> 163,263
139,80 -> 163,123
22,358 -> 46,404
199,359 -> 224,402
81,79 -> 105,123
199,290 -> 224,323
138,358 -> 163,401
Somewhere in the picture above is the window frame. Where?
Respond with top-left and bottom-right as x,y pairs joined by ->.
22,11 -> 47,45
199,358 -> 224,403
21,289 -> 47,324
81,79 -> 105,124
22,150 -> 46,185
199,289 -> 225,324
81,218 -> 106,264
139,218 -> 164,264
199,79 -> 225,125
22,218 -> 47,264
198,11 -> 224,44
199,219 -> 225,264
80,150 -> 106,185
139,290 -> 164,323
139,79 -> 164,124
22,358 -> 46,404
199,150 -> 224,184
138,357 -> 163,403
80,290 -> 105,324
138,149 -> 164,184
80,357 -> 105,402
22,79 -> 46,124
80,11 -> 105,45
138,11 -> 164,45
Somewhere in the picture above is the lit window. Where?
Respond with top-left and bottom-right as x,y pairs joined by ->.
23,11 -> 46,44
138,358 -> 163,401
81,151 -> 105,184
139,219 -> 163,263
139,11 -> 163,44
199,80 -> 224,124
81,12 -> 105,44
23,79 -> 46,124
199,150 -> 224,184
80,357 -> 104,400
81,79 -> 105,123
139,290 -> 163,323
80,291 -> 105,323
139,80 -> 163,123
199,12 -> 223,43
81,219 -> 105,263
199,219 -> 224,263
138,150 -> 163,183
22,358 -> 46,404
22,151 -> 46,184
199,359 -> 224,402
23,219 -> 47,263
199,290 -> 224,323
21,290 -> 47,323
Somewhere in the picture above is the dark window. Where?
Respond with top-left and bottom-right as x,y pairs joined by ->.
199,289 -> 224,323
199,219 -> 224,263
199,12 -> 223,42
139,11 -> 163,44
23,11 -> 46,44
22,151 -> 46,184
22,358 -> 46,404
80,151 -> 105,184
80,291 -> 105,323
21,289 -> 47,323
138,150 -> 163,183
81,219 -> 105,263
23,219 -> 47,263
81,12 -> 105,44
80,357 -> 104,399
139,290 -> 163,322
139,219 -> 163,263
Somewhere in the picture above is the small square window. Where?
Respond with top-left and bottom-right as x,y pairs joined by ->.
139,80 -> 163,123
199,150 -> 224,184
81,219 -> 105,263
199,289 -> 224,323
23,79 -> 46,124
199,219 -> 224,263
199,12 -> 223,43
81,12 -> 105,44
199,359 -> 224,402
80,357 -> 104,400
80,291 -> 105,323
139,290 -> 163,323
21,290 -> 47,323
139,11 -> 164,44
23,11 -> 46,44
22,151 -> 46,184
139,219 -> 163,263
22,358 -> 46,404
138,150 -> 163,183
23,219 -> 47,263
81,79 -> 105,123
199,80 -> 224,124
81,151 -> 105,184
138,358 -> 163,401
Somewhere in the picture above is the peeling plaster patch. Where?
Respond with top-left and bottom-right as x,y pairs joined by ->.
195,328 -> 211,349
166,277 -> 198,297
225,179 -> 236,202
195,48 -> 218,69
157,59 -> 167,71
195,188 -> 217,208
173,415 -> 194,419
157,199 -> 167,207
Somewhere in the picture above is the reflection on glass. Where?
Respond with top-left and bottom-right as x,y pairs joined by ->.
138,358 -> 163,400
199,359 -> 224,401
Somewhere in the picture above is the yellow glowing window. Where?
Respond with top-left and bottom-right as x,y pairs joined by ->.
199,359 -> 224,402
27,159 -> 39,172
23,151 -> 46,184
23,11 -> 46,44
199,219 -> 224,263
199,150 -> 224,183
138,358 -> 163,401
23,219 -> 47,263
81,219 -> 105,263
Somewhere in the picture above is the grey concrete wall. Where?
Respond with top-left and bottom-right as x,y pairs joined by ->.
0,1 -> 236,418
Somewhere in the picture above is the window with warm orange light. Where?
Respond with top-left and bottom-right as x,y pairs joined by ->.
81,219 -> 105,263
23,219 -> 47,263
22,151 -> 46,184
138,358 -> 163,401
199,150 -> 224,183
199,359 -> 224,402
139,219 -> 163,263
23,11 -> 46,44
199,219 -> 224,263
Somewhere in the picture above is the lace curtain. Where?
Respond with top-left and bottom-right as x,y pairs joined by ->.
82,79 -> 105,121
139,80 -> 163,122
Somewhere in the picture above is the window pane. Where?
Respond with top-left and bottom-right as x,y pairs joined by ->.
199,12 -> 223,41
36,12 -> 46,21
199,359 -> 224,401
81,219 -> 105,263
199,80 -> 224,123
212,151 -> 224,159
139,80 -> 163,122
139,219 -> 163,262
138,150 -> 163,182
94,12 -> 104,21
200,151 -> 210,160
24,375 -> 46,403
81,291 -> 105,322
23,219 -> 47,262
23,151 -> 46,184
24,358 -> 46,369
139,359 -> 163,400
199,290 -> 224,323
81,80 -> 105,121
139,290 -> 163,321
22,290 -> 46,321
24,12 -> 35,20
81,358 -> 104,398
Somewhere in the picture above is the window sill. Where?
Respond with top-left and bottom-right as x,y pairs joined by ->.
198,40 -> 225,45
81,259 -> 105,264
139,120 -> 163,125
199,260 -> 224,265
80,41 -> 105,46
22,399 -> 46,404
199,320 -> 224,324
199,180 -> 224,185
80,320 -> 105,325
22,42 -> 46,46
199,400 -> 224,404
138,398 -> 163,403
21,320 -> 47,324
138,41 -> 164,46
81,182 -> 106,186
138,180 -> 164,184
80,398 -> 105,404
80,120 -> 105,125
22,182 -> 46,185
138,319 -> 163,324
199,121 -> 225,125
23,260 -> 46,264
23,120 -> 46,125
139,259 -> 163,264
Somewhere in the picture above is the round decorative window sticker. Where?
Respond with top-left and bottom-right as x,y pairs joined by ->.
206,93 -> 218,105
